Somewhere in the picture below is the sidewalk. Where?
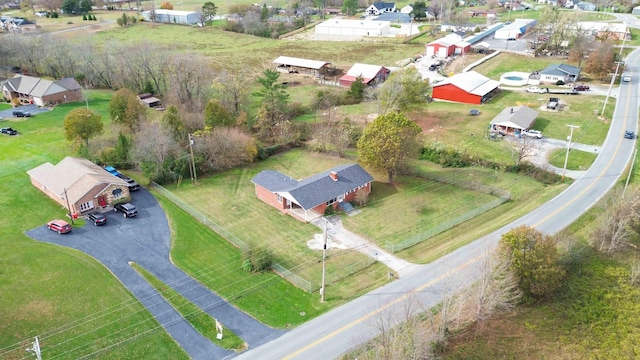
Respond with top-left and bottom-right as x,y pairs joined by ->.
309,217 -> 421,278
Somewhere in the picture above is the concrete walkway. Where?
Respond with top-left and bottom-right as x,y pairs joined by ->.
309,217 -> 421,278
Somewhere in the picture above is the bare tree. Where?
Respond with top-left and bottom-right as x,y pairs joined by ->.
508,136 -> 538,166
195,127 -> 257,172
132,121 -> 180,177
165,54 -> 214,112
211,70 -> 253,117
593,189 -> 636,253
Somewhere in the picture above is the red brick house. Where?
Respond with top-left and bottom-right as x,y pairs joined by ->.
27,157 -> 131,216
251,164 -> 374,222
1,75 -> 82,106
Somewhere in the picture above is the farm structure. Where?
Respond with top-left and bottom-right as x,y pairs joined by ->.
251,164 -> 374,223
432,71 -> 500,104
339,63 -> 390,87
141,9 -> 201,25
493,18 -> 536,39
315,19 -> 391,37
425,33 -> 471,57
273,56 -> 332,78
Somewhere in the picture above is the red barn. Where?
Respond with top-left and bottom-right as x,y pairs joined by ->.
431,71 -> 500,104
339,63 -> 390,87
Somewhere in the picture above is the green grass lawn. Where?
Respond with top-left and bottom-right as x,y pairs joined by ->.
548,148 -> 597,170
0,91 -> 188,359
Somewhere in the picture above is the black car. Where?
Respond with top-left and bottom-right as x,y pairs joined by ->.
114,202 -> 137,218
12,110 -> 31,118
87,213 -> 107,226
428,64 -> 438,71
1,127 -> 17,135
116,173 -> 141,191
624,130 -> 635,139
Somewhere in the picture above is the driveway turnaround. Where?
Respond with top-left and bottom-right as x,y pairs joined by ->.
27,188 -> 284,359
0,104 -> 51,118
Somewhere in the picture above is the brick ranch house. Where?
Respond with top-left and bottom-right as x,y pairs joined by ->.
251,164 -> 374,222
27,157 -> 131,216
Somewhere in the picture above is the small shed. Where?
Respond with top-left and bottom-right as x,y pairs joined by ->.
490,105 -> 539,135
425,33 -> 463,58
339,63 -> 390,87
273,56 -> 332,78
137,93 -> 162,108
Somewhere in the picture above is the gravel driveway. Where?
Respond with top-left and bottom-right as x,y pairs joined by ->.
27,188 -> 283,359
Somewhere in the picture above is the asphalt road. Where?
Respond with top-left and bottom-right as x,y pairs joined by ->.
231,49 -> 640,360
27,188 -> 283,359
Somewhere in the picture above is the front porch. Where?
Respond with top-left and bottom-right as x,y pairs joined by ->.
286,207 -> 323,223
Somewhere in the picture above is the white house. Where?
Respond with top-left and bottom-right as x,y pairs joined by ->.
366,1 -> 396,15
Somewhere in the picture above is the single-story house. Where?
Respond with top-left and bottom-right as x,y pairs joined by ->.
273,56 -> 332,78
494,18 -> 536,40
576,21 -> 630,41
431,71 -> 501,104
366,1 -> 396,15
575,1 -> 596,11
1,75 -> 82,106
251,164 -> 374,222
339,63 -> 391,87
141,9 -> 201,25
468,9 -> 497,17
27,157 -> 131,216
315,19 -> 391,37
539,63 -> 580,84
0,17 -> 38,33
490,105 -> 539,136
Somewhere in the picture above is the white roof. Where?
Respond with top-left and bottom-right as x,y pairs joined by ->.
317,19 -> 390,29
273,56 -> 330,70
143,9 -> 199,16
346,63 -> 387,79
433,71 -> 500,96
427,33 -> 463,47
577,21 -> 627,33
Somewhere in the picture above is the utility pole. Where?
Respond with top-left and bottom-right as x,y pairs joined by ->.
562,125 -> 579,181
26,336 -> 42,360
602,61 -> 623,116
320,217 -> 327,303
188,133 -> 197,184
623,148 -> 637,197
63,188 -> 74,225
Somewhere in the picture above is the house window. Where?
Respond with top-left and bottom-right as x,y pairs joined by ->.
112,188 -> 123,198
277,194 -> 282,203
79,200 -> 95,212
326,197 -> 337,205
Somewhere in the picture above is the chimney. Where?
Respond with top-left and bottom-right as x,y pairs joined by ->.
329,171 -> 338,181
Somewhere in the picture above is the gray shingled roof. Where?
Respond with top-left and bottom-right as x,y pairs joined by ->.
541,63 -> 580,77
251,164 -> 374,210
490,105 -> 539,130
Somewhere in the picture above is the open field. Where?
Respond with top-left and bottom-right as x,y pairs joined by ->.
548,148 -> 597,170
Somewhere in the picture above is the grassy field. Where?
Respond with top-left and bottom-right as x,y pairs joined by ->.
0,92 -> 189,359
548,148 -> 598,170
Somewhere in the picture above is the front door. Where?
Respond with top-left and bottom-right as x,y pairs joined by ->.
97,195 -> 107,208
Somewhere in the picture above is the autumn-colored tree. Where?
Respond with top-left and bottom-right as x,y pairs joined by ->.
160,1 -> 173,9
64,108 -> 104,147
377,67 -> 430,114
109,88 -> 144,131
357,112 -> 422,183
584,42 -> 616,81
204,99 -> 233,128
499,226 -> 565,300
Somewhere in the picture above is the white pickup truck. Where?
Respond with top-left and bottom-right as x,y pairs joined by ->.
522,129 -> 543,139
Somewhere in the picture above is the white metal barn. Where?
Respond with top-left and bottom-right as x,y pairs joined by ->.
315,19 -> 391,37
141,9 -> 201,25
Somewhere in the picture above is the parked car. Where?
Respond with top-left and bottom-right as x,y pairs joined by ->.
623,74 -> 631,82
546,97 -> 559,110
624,130 -> 635,139
573,84 -> 590,91
12,110 -> 31,117
525,86 -> 546,94
523,129 -> 543,139
116,174 -> 140,191
87,213 -> 107,226
114,202 -> 137,218
428,63 -> 438,71
47,219 -> 72,234
1,127 -> 17,135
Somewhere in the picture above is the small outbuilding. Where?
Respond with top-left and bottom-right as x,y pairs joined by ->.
27,157 -> 131,216
425,33 -> 471,57
431,71 -> 500,104
490,105 -> 539,136
273,56 -> 332,78
339,63 -> 390,87
251,164 -> 374,223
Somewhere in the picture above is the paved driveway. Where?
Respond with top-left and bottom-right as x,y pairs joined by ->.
27,188 -> 283,359
0,104 -> 51,118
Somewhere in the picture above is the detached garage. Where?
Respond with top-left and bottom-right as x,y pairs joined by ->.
339,63 -> 390,87
315,19 -> 391,37
425,34 -> 462,58
432,71 -> 500,104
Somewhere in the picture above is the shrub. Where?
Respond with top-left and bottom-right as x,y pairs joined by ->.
82,14 -> 87,20
242,247 -> 273,273
51,12 -> 59,18
556,80 -> 565,86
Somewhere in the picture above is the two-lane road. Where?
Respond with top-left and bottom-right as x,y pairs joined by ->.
230,49 -> 640,360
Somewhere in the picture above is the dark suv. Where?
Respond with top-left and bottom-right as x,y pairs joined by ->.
13,110 -> 31,117
87,213 -> 107,226
114,203 -> 137,218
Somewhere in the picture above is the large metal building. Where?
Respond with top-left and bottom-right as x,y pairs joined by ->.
315,19 -> 390,37
141,9 -> 201,25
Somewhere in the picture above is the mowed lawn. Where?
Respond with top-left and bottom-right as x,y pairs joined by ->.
0,92 -> 188,359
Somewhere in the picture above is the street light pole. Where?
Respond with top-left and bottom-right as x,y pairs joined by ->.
562,125 -> 579,181
188,133 -> 197,184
